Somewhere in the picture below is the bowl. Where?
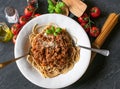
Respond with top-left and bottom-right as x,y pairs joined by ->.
15,14 -> 91,88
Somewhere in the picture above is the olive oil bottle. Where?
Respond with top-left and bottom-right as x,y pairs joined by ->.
0,23 -> 13,42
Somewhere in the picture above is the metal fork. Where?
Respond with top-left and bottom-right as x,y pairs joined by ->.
78,45 -> 110,56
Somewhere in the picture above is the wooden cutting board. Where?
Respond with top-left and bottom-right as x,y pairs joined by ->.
62,0 -> 87,17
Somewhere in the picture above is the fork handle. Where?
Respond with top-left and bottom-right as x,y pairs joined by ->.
79,45 -> 110,56
0,53 -> 28,69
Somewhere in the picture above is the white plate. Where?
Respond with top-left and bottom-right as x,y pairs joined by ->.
15,14 -> 91,89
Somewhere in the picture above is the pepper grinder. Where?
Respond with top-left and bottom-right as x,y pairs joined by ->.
4,6 -> 19,23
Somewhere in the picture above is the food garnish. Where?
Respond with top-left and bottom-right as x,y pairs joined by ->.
47,0 -> 69,16
45,26 -> 62,36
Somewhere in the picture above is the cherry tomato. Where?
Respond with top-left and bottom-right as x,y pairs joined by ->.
90,7 -> 101,18
24,5 -> 35,17
12,35 -> 17,44
11,23 -> 22,35
81,22 -> 90,33
89,26 -> 100,37
34,13 -> 41,17
19,15 -> 29,26
78,13 -> 89,23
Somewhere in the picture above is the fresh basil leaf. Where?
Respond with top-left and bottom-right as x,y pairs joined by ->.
54,32 -> 58,36
48,0 -> 54,6
51,26 -> 55,32
55,27 -> 62,33
55,7 -> 62,13
46,29 -> 53,34
58,2 -> 65,8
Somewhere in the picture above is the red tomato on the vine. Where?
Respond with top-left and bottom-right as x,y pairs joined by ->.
90,7 -> 101,18
11,23 -> 21,35
90,26 -> 100,37
24,5 -> 35,17
19,15 -> 29,26
81,22 -> 90,33
78,13 -> 89,23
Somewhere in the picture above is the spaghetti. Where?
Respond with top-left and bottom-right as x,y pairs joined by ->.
27,23 -> 80,78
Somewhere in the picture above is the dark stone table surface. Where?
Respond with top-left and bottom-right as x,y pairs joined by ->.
0,0 -> 120,89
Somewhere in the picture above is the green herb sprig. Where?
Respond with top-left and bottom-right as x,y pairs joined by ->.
45,26 -> 62,36
47,0 -> 65,14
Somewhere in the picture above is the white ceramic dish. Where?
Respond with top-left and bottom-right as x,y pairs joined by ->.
15,14 -> 91,89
